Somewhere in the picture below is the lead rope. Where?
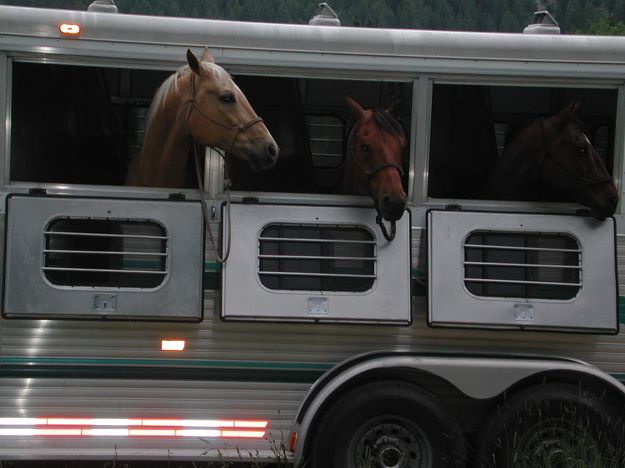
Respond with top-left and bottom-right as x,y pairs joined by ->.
194,144 -> 232,264
376,212 -> 396,241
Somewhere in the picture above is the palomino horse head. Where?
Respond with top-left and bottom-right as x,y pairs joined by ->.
537,102 -> 618,219
125,49 -> 278,187
186,49 -> 279,172
346,96 -> 407,232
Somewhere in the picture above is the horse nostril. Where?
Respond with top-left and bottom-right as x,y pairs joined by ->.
267,143 -> 278,159
382,194 -> 407,210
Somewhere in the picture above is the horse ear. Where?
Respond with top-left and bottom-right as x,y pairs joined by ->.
386,100 -> 400,115
346,96 -> 365,120
553,101 -> 582,127
186,49 -> 202,75
201,47 -> 215,63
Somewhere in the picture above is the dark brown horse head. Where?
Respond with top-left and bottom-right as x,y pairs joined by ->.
186,48 -> 279,172
540,101 -> 618,219
346,96 -> 407,222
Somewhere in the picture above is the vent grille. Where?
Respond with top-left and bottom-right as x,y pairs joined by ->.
464,231 -> 581,300
306,115 -> 344,168
43,218 -> 168,288
258,223 -> 376,292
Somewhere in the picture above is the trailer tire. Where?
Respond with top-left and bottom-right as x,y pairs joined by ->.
307,380 -> 466,468
475,383 -> 625,468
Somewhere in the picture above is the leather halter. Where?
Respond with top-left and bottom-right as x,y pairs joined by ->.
185,72 -> 264,156
186,71 -> 263,265
533,117 -> 613,194
348,124 -> 404,241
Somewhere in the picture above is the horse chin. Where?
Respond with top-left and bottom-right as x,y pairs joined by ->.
378,205 -> 407,223
580,193 -> 618,220
248,157 -> 276,172
242,151 -> 278,172
588,206 -> 612,221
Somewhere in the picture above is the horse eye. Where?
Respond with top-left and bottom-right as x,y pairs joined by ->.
360,144 -> 371,153
219,93 -> 236,104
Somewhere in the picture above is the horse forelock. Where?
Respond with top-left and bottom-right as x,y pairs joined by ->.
144,62 -> 232,136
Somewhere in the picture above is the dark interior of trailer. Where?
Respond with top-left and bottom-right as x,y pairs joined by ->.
9,62 -> 412,194
9,62 -> 617,202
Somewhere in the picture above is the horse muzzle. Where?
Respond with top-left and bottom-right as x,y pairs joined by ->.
246,142 -> 279,172
377,193 -> 407,222
580,183 -> 619,220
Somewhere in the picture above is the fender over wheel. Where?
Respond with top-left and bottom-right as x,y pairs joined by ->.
476,383 -> 625,468
307,380 -> 466,468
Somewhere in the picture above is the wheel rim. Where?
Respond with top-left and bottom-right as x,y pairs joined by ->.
514,417 -> 603,467
351,416 -> 433,468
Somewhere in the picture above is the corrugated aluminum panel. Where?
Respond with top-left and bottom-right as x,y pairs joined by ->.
0,213 -> 625,459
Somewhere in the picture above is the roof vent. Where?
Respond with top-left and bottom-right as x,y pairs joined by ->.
87,0 -> 118,13
308,2 -> 340,26
523,11 -> 560,34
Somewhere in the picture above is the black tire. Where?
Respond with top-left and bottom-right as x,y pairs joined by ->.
307,380 -> 466,468
475,383 -> 625,468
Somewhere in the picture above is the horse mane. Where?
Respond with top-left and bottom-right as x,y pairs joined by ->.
371,108 -> 405,140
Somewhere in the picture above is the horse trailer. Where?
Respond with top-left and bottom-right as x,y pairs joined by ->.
1,3 -> 625,467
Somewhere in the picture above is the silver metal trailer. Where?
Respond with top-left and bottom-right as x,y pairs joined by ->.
1,4 -> 625,467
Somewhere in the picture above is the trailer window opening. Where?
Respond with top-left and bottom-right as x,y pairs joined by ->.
427,83 -> 617,201
258,223 -> 376,292
9,62 -> 412,197
464,231 -> 581,300
43,217 -> 168,289
229,77 -> 412,195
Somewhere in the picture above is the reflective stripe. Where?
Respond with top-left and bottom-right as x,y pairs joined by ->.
0,418 -> 267,438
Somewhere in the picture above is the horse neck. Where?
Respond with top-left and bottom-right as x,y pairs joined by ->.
129,76 -> 192,187
341,126 -> 368,195
484,125 -> 544,200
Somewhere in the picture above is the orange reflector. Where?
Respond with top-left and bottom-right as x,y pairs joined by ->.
161,340 -> 185,351
58,23 -> 81,36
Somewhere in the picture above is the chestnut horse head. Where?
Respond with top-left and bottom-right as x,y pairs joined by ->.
484,101 -> 618,219
126,48 -> 279,187
344,96 -> 407,239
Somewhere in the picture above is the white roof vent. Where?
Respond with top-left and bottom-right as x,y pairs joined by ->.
523,11 -> 560,34
309,3 -> 340,26
87,0 -> 118,13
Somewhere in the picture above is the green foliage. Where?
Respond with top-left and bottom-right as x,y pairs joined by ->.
587,16 -> 625,35
0,0 -> 623,34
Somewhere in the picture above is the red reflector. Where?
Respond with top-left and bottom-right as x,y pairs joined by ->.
59,23 -> 81,36
161,340 -> 185,351
289,431 -> 297,453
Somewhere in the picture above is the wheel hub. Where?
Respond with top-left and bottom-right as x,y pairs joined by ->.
375,438 -> 405,468
354,421 -> 431,468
